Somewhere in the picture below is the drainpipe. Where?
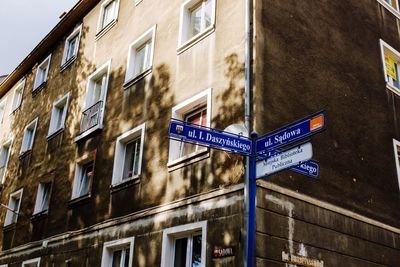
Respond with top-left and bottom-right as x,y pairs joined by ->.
244,0 -> 254,266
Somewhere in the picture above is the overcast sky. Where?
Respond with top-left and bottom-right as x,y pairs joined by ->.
0,0 -> 80,75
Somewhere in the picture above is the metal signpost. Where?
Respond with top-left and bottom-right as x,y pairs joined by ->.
168,111 -> 325,267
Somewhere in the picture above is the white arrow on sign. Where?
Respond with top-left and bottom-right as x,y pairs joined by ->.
256,142 -> 313,179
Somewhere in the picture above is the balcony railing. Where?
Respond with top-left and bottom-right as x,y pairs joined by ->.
79,101 -> 103,134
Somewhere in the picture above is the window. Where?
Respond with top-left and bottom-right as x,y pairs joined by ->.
78,60 -> 111,136
4,189 -> 23,226
393,139 -> 400,191
22,258 -> 40,267
72,161 -> 94,199
0,139 -> 12,184
48,93 -> 70,136
0,98 -> 6,123
161,221 -> 207,267
380,39 -> 400,95
97,0 -> 120,33
101,237 -> 134,267
11,79 -> 25,112
33,182 -> 51,214
61,26 -> 82,67
33,55 -> 51,90
125,26 -> 156,83
379,0 -> 400,13
112,123 -> 145,186
178,0 -> 216,48
20,118 -> 38,154
168,89 -> 212,164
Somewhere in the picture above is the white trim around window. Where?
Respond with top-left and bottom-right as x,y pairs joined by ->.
168,88 -> 212,165
0,138 -> 13,184
0,98 -> 6,124
20,118 -> 38,154
48,93 -> 70,137
161,221 -> 207,267
33,54 -> 51,90
379,39 -> 400,96
4,188 -> 23,227
124,25 -> 157,84
178,0 -> 216,52
22,257 -> 41,267
61,25 -> 82,68
111,123 -> 145,186
10,79 -> 25,113
97,0 -> 120,35
393,139 -> 400,191
377,0 -> 400,18
101,237 -> 134,267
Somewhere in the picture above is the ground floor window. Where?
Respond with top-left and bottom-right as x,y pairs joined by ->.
101,237 -> 134,267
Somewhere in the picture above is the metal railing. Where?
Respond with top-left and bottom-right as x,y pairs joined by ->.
79,101 -> 103,134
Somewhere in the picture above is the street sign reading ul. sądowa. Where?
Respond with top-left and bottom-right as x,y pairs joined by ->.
256,112 -> 324,155
168,119 -> 252,155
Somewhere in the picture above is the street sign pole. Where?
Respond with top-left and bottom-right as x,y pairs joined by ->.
247,132 -> 257,267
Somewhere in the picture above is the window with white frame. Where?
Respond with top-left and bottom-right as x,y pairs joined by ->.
101,237 -> 134,267
381,0 -> 400,12
0,98 -> 6,123
161,221 -> 207,267
79,61 -> 111,134
380,40 -> 400,94
33,55 -> 51,90
125,26 -> 156,83
4,189 -> 23,226
11,80 -> 25,112
168,89 -> 211,164
0,140 -> 12,184
393,139 -> 400,191
178,0 -> 215,47
20,118 -> 38,154
33,182 -> 51,214
22,258 -> 40,267
61,26 -> 82,66
98,0 -> 120,33
48,93 -> 70,136
72,160 -> 94,199
112,123 -> 145,185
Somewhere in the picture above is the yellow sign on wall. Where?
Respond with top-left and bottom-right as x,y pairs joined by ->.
385,55 -> 397,80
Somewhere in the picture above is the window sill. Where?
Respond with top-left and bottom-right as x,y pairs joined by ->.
123,68 -> 152,89
60,56 -> 77,72
31,210 -> 48,221
67,194 -> 91,208
377,0 -> 400,19
74,124 -> 103,143
2,223 -> 16,232
177,25 -> 215,55
167,149 -> 209,171
110,177 -> 140,193
32,81 -> 46,96
386,83 -> 400,97
47,128 -> 65,140
95,20 -> 117,41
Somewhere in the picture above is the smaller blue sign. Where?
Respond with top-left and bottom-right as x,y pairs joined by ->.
169,119 -> 252,155
290,160 -> 319,178
256,111 -> 324,155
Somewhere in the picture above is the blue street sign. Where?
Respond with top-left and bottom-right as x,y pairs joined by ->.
168,119 -> 252,155
256,111 -> 324,155
291,160 -> 319,178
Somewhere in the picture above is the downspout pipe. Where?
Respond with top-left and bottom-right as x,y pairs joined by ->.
244,0 -> 254,266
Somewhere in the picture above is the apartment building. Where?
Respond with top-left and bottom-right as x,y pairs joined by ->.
0,0 -> 399,266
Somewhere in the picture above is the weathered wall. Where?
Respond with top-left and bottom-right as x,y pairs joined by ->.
255,0 -> 400,228
256,182 -> 400,266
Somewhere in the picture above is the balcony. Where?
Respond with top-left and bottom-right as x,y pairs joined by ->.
75,101 -> 104,142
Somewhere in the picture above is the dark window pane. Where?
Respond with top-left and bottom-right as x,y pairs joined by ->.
174,237 -> 188,267
191,234 -> 202,267
112,249 -> 122,267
